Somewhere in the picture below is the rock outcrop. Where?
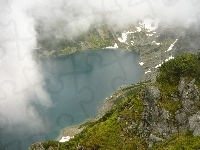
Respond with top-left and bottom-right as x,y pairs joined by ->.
137,78 -> 200,147
29,142 -> 45,150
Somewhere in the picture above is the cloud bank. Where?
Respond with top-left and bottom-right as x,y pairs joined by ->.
0,0 -> 51,132
29,0 -> 200,41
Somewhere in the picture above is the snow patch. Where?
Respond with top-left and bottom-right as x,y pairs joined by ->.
126,31 -> 135,34
152,41 -> 160,45
118,33 -> 127,43
165,55 -> 174,62
105,43 -> 118,49
59,136 -> 74,142
146,34 -> 153,36
165,39 -> 178,52
155,63 -> 163,68
154,55 -> 174,68
136,27 -> 141,32
145,69 -> 151,74
139,62 -> 144,66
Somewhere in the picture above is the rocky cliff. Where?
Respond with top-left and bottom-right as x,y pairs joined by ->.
139,78 -> 200,148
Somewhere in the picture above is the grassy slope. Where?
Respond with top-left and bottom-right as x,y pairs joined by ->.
157,53 -> 200,117
40,53 -> 200,150
152,132 -> 200,150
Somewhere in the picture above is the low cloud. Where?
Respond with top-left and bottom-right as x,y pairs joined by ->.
0,0 -> 51,132
29,0 -> 200,41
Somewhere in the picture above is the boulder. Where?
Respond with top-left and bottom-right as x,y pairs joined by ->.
189,112 -> 200,136
145,86 -> 160,103
182,99 -> 197,114
178,77 -> 187,98
29,142 -> 45,150
175,111 -> 187,125
148,134 -> 163,148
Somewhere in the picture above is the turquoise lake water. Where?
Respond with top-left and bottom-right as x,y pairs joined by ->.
42,49 -> 143,140
1,49 -> 143,149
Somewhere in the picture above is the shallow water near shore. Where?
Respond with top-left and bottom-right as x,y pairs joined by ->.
1,49 -> 143,149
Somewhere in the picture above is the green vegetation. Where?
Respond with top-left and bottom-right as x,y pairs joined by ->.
35,24 -> 163,58
157,53 -> 200,117
71,87 -> 146,150
157,53 -> 200,86
152,132 -> 200,150
35,25 -> 116,57
36,53 -> 200,149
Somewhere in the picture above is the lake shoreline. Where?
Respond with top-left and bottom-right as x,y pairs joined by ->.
37,48 -> 143,143
56,124 -> 84,141
57,83 -> 141,141
57,93 -> 116,141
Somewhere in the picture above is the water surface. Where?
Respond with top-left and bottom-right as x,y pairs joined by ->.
1,49 -> 143,149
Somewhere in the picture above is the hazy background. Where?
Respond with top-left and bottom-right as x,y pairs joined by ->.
29,0 -> 200,40
0,0 -> 200,148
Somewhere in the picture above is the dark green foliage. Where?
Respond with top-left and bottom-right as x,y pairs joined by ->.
42,141 -> 59,149
157,53 -> 200,86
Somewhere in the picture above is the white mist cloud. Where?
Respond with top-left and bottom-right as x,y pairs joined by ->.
29,0 -> 200,41
0,0 -> 51,132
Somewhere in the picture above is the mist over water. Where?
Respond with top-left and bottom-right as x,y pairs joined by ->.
0,49 -> 142,149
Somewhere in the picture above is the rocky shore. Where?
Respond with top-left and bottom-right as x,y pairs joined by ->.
136,77 -> 200,148
57,125 -> 84,141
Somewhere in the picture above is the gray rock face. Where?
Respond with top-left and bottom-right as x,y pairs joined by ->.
178,78 -> 199,101
139,78 -> 200,147
141,86 -> 172,140
175,111 -> 189,133
144,86 -> 160,103
189,112 -> 200,136
182,99 -> 197,114
175,111 -> 187,125
29,142 -> 45,150
173,78 -> 200,134
187,79 -> 199,101
178,77 -> 187,98
148,134 -> 163,148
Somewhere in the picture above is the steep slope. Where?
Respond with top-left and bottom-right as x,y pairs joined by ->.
29,53 -> 200,149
